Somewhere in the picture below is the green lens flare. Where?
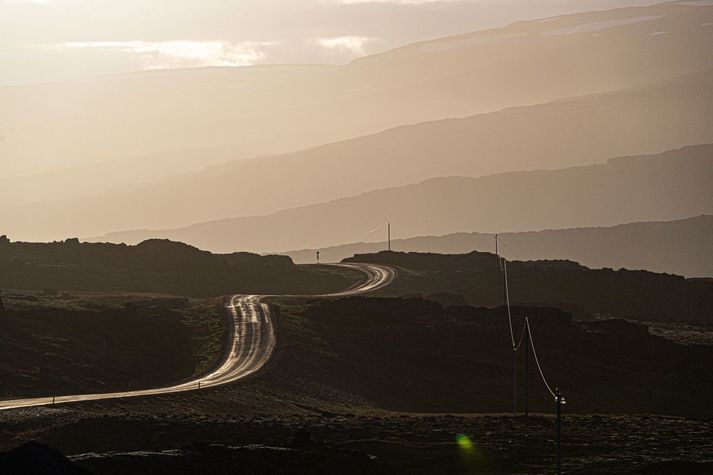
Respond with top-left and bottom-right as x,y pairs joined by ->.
456,434 -> 473,450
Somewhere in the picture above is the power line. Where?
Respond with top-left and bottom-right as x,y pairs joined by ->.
502,257 -> 518,416
500,256 -> 557,397
513,319 -> 526,351
348,223 -> 389,243
498,236 -> 521,260
499,255 -> 561,417
498,257 -> 563,473
503,259 -> 516,348
525,317 -> 556,398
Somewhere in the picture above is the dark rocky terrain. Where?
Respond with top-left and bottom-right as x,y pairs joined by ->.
257,297 -> 713,417
0,237 -> 360,297
2,293 -> 713,473
344,251 -> 713,322
2,248 -> 712,472
0,290 -> 226,399
2,409 -> 712,474
0,441 -> 91,475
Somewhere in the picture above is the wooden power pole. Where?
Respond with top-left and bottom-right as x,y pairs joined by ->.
387,222 -> 391,251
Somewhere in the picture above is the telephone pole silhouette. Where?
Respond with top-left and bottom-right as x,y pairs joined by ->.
555,388 -> 565,474
524,324 -> 529,417
387,222 -> 391,251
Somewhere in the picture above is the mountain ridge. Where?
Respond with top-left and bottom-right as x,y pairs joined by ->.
86,144 -> 713,256
4,66 -> 713,241
2,1 -> 712,241
284,215 -> 713,278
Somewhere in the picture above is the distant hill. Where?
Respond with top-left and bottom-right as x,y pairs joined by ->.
343,250 -> 713,322
285,215 -> 713,278
4,1 -> 711,182
4,1 -> 713,241
0,237 -> 356,297
89,145 -> 713,254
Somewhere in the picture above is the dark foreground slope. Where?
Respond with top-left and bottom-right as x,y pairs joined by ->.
3,414 -> 713,475
4,295 -> 710,417
0,237 -> 358,297
344,251 -> 713,322
256,298 -> 713,417
2,297 -> 713,473
286,215 -> 713,278
0,291 -> 225,399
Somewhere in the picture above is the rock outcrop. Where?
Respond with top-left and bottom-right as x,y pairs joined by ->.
0,441 -> 92,475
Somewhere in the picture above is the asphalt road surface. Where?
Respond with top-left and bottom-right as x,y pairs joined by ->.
0,263 -> 396,411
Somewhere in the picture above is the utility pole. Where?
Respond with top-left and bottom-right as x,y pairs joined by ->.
524,320 -> 529,418
513,347 -> 517,416
555,388 -> 564,475
503,259 -> 516,417
502,260 -> 509,313
387,222 -> 391,251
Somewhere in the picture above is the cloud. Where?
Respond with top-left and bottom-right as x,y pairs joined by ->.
315,36 -> 374,55
4,0 -> 666,86
55,40 -> 274,69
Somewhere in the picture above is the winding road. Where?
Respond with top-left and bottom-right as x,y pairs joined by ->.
0,263 -> 396,411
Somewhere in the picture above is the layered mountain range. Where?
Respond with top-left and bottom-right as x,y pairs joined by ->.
90,145 -> 713,256
2,1 -> 711,276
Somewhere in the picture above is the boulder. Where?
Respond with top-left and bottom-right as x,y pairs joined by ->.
0,441 -> 93,475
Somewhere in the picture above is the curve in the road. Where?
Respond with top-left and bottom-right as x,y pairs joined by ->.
0,263 -> 396,411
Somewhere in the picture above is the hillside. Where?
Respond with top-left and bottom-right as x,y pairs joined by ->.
343,250 -> 713,322
4,297 -> 713,473
2,2 -> 713,241
0,237 -> 358,297
6,68 -> 713,242
284,215 -> 713,278
0,291 -> 225,399
3,1 -> 710,182
267,297 -> 713,417
89,145 -> 713,254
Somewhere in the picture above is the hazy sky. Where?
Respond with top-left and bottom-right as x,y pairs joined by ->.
1,0 -> 663,86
